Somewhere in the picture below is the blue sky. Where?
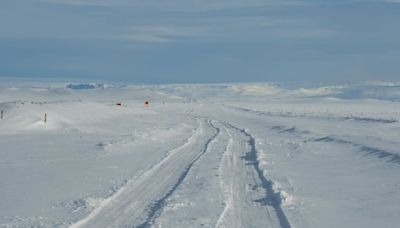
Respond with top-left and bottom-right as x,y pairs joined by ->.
0,0 -> 399,84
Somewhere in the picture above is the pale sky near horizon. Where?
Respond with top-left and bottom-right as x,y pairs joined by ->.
0,0 -> 399,84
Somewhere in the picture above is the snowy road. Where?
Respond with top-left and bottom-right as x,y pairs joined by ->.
70,116 -> 291,228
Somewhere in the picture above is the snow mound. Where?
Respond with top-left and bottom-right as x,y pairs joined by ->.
287,86 -> 344,97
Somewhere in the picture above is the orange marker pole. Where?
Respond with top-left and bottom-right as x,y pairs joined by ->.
44,113 -> 47,123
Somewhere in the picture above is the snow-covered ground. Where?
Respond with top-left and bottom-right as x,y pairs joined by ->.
1,82 -> 400,228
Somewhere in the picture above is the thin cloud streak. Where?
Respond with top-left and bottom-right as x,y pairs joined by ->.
118,26 -> 209,43
41,0 -> 309,9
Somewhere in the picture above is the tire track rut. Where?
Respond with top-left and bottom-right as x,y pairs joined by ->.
69,118 -> 219,228
216,122 -> 291,228
138,120 -> 220,227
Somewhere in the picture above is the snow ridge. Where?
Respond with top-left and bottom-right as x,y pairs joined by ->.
232,106 -> 397,124
313,136 -> 400,164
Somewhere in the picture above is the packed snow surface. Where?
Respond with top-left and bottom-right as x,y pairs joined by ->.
1,82 -> 400,228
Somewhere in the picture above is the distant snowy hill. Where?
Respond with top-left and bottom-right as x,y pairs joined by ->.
155,81 -> 400,101
66,83 -> 110,90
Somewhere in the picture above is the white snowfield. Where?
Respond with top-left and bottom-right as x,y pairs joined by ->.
1,82 -> 400,228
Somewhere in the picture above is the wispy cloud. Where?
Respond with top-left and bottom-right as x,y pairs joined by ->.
40,0 -> 113,6
382,0 -> 400,3
41,0 -> 309,9
40,0 -> 400,9
271,28 -> 338,39
115,15 -> 336,43
119,25 -> 208,43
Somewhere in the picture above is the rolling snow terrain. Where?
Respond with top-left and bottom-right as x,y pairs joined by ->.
1,82 -> 400,228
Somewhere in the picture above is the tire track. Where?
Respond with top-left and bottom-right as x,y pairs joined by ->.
138,120 -> 220,228
215,128 -> 235,228
216,122 -> 291,228
69,118 -> 219,228
148,119 -> 230,227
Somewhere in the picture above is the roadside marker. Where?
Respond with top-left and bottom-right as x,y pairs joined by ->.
0,110 -> 3,120
44,113 -> 47,123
